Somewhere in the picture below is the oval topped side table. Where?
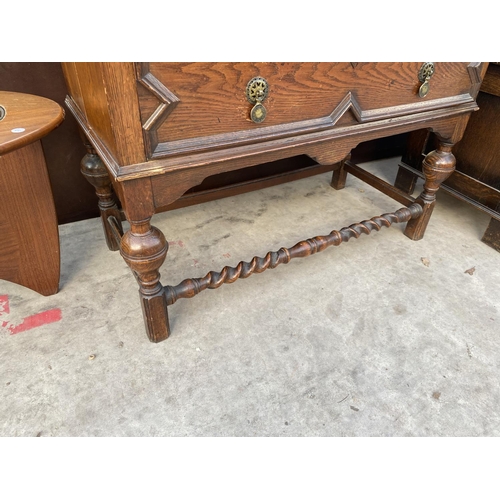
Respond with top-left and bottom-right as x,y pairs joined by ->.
0,91 -> 64,296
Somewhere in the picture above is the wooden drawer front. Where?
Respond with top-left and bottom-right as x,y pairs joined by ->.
137,62 -> 477,159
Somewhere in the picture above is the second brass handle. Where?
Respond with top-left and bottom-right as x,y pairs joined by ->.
246,77 -> 268,123
418,62 -> 435,98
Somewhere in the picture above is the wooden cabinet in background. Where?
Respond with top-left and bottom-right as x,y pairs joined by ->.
395,63 -> 500,252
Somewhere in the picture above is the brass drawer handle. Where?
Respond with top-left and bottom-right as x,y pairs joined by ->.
246,76 -> 268,123
418,62 -> 435,98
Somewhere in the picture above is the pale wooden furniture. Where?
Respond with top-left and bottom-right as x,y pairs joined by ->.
62,63 -> 487,342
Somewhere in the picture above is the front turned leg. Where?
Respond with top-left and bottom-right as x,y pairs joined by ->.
120,218 -> 170,343
404,141 -> 456,241
80,146 -> 123,251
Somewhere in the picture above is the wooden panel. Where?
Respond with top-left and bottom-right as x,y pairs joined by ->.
61,62 -> 87,118
444,170 -> 500,214
100,63 -> 146,165
157,157 -> 332,213
62,63 -> 147,167
140,62 -> 474,153
70,63 -> 118,162
480,63 -> 500,97
124,137 -> 406,215
0,142 -> 60,295
453,91 -> 500,189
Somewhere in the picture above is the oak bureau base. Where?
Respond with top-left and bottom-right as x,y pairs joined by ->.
62,62 -> 487,343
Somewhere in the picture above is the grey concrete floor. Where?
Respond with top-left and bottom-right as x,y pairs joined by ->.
1,157 -> 500,437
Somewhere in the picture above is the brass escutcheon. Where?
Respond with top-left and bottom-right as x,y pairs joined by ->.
418,62 -> 435,98
246,77 -> 268,123
250,102 -> 266,123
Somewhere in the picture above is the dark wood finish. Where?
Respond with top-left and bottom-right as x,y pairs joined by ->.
482,217 -> 500,251
480,63 -> 500,96
160,135 -> 407,213
80,142 -> 124,251
394,128 -> 431,194
0,91 -> 64,295
159,156 -> 328,213
62,62 -> 487,342
165,204 -> 422,305
395,63 -> 500,251
136,63 -> 478,159
404,140 -> 458,240
117,178 -> 170,343
331,154 -> 350,191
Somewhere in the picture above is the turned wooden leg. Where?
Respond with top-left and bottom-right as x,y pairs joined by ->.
331,154 -> 351,190
80,146 -> 123,251
404,141 -> 456,241
120,218 -> 170,343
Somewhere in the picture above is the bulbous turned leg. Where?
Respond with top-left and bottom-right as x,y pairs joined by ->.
331,154 -> 351,190
404,141 -> 456,241
80,146 -> 123,251
120,219 -> 170,343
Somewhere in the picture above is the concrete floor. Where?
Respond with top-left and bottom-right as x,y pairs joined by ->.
1,158 -> 499,437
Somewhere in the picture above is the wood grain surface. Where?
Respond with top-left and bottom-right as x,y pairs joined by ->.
62,62 -> 486,341
141,62 -> 474,148
0,142 -> 60,295
0,91 -> 64,155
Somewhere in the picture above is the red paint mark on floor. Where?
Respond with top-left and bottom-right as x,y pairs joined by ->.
223,253 -> 231,258
0,295 -> 61,335
0,295 -> 10,315
169,240 -> 185,248
9,308 -> 62,335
